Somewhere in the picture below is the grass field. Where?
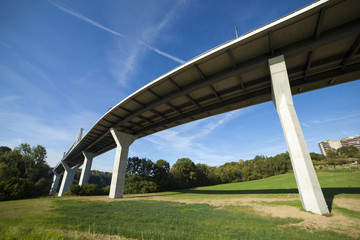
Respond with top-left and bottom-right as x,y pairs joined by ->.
0,170 -> 359,240
146,170 -> 360,199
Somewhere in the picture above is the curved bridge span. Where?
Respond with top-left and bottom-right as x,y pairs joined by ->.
51,0 -> 360,215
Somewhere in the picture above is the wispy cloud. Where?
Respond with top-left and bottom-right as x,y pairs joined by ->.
0,109 -> 99,167
50,1 -> 127,39
198,110 -> 241,138
0,61 -> 83,113
106,44 -> 142,87
140,0 -> 186,48
139,41 -> 185,65
49,1 -> 184,64
301,122 -> 311,128
0,95 -> 24,103
145,109 -> 250,165
308,111 -> 360,126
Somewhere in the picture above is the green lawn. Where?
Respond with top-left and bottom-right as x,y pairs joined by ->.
0,170 -> 359,240
47,200 -> 350,240
140,170 -> 360,201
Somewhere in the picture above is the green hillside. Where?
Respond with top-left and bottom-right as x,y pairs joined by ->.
143,170 -> 360,200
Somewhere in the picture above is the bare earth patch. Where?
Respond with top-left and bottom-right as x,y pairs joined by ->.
250,203 -> 360,238
333,198 -> 360,212
61,195 -> 360,238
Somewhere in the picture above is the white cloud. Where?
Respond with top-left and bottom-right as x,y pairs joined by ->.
74,69 -> 98,84
301,122 -> 311,128
308,111 -> 360,126
145,109 -> 251,165
198,110 -> 242,138
49,1 -> 184,64
139,42 -> 185,64
50,1 -> 127,39
49,0 -> 186,89
0,109 -> 99,167
106,43 -> 143,87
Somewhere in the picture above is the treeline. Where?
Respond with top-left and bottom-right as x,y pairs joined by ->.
0,144 -> 52,201
73,148 -> 360,195
73,170 -> 111,188
120,153 -> 292,194
2,143 -> 359,200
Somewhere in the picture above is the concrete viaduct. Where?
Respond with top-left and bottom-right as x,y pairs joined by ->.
50,0 -> 360,215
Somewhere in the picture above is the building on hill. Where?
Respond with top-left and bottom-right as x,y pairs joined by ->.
318,139 -> 342,156
340,136 -> 360,150
319,136 -> 360,156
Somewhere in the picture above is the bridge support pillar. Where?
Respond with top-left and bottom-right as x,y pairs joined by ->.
58,161 -> 80,197
79,151 -> 96,186
49,171 -> 63,196
268,55 -> 329,215
109,128 -> 137,198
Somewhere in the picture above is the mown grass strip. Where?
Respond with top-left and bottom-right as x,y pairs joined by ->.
48,199 -> 352,240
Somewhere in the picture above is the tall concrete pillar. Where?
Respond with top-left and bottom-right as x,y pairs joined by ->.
79,151 -> 96,186
49,171 -> 63,196
268,55 -> 329,215
58,161 -> 80,197
109,128 -> 137,198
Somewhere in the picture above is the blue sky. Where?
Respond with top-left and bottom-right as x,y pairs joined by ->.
1,0 -> 359,172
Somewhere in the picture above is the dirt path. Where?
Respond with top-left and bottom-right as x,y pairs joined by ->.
62,195 -> 360,238
250,202 -> 360,238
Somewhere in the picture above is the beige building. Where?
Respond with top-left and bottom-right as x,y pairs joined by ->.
341,136 -> 360,150
319,136 -> 360,156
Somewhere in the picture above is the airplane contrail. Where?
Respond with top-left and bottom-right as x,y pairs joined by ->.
50,1 -> 185,64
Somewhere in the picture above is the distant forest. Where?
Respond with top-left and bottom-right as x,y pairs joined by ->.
1,144 -> 359,200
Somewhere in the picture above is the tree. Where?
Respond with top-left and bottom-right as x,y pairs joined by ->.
88,170 -> 112,188
337,146 -> 360,158
195,163 -> 211,186
216,162 -> 242,183
0,143 -> 51,200
326,149 -> 338,159
310,152 -> 326,162
0,146 -> 11,155
171,158 -> 198,188
127,157 -> 154,177
153,159 -> 171,190
69,184 -> 81,195
154,159 -> 170,174
80,184 -> 98,196
241,165 -> 250,182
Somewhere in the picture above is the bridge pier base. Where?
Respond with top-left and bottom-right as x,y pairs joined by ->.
79,151 -> 96,186
58,161 -> 80,197
49,171 -> 63,196
109,128 -> 137,198
269,55 -> 329,215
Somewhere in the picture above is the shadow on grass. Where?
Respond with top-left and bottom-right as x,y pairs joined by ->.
322,188 -> 360,212
168,187 -> 360,212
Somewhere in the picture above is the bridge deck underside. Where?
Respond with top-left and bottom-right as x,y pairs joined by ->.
55,0 -> 360,173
